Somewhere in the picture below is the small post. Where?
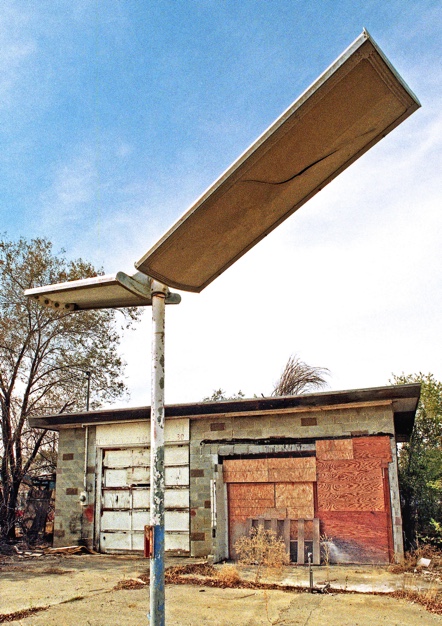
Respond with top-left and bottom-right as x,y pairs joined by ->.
308,552 -> 313,592
85,371 -> 91,411
149,281 -> 167,625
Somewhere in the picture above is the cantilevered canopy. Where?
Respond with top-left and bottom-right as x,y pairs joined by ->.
24,271 -> 181,310
136,30 -> 420,293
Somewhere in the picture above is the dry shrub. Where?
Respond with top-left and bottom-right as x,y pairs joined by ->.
392,588 -> 442,615
235,526 -> 289,583
216,564 -> 241,586
389,545 -> 442,574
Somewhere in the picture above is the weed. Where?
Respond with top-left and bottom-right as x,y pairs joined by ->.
320,534 -> 333,566
215,564 -> 241,586
234,526 -> 289,583
320,533 -> 333,582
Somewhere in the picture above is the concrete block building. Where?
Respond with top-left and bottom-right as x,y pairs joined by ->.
30,383 -> 420,565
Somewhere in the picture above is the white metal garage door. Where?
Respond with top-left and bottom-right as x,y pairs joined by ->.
96,420 -> 189,554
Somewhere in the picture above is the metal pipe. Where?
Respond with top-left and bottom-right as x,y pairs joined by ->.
85,371 -> 91,411
149,281 -> 167,625
83,371 -> 91,493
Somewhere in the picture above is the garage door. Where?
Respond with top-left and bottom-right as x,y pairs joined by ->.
96,420 -> 190,554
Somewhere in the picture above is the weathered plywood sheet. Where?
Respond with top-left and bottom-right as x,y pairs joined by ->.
320,511 -> 390,564
317,457 -> 385,511
224,470 -> 268,483
268,457 -> 316,482
224,458 -> 268,483
316,459 -> 381,482
275,483 -> 314,519
316,439 -> 354,460
353,436 -> 392,462
228,482 -> 274,502
228,483 -> 275,522
317,479 -> 384,511
224,456 -> 316,483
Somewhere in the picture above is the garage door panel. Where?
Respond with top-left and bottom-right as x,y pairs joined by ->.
103,449 -> 133,468
132,489 -> 149,509
127,466 -> 150,484
103,490 -> 131,509
165,510 -> 189,532
132,510 -> 150,530
131,488 -> 190,510
101,510 -> 131,531
165,445 -> 188,465
100,532 -> 131,551
165,489 -> 189,508
104,468 -> 128,487
165,533 -> 190,552
131,448 -> 150,466
166,466 -> 189,486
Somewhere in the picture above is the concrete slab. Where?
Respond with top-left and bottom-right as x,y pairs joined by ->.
1,555 -> 441,625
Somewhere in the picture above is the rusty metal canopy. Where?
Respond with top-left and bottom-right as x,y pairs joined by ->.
24,272 -> 181,310
135,30 -> 420,292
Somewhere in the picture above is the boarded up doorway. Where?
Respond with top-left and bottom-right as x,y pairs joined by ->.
224,456 -> 317,561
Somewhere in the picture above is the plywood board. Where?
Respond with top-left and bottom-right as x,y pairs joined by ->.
317,457 -> 384,511
353,436 -> 392,462
320,511 -> 390,564
228,483 -> 275,523
223,470 -> 269,483
316,439 -> 354,460
224,458 -> 266,472
228,482 -> 274,502
268,457 -> 316,482
223,458 -> 269,483
316,459 -> 381,482
224,456 -> 317,483
275,483 -> 314,519
318,480 -> 385,512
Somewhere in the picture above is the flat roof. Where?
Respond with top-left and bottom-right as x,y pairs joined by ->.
30,383 -> 420,441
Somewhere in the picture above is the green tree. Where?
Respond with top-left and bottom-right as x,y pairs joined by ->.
0,236 -> 140,540
203,389 -> 245,402
392,373 -> 442,547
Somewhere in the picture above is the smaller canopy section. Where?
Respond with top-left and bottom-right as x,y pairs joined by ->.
24,271 -> 181,311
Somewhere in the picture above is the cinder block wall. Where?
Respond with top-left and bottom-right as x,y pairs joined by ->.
189,405 -> 396,558
53,427 -> 96,548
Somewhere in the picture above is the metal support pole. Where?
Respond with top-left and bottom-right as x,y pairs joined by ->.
85,371 -> 91,411
149,281 -> 167,625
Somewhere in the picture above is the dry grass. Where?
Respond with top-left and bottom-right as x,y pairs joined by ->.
391,588 -> 442,615
235,526 -> 290,583
389,545 -> 442,574
216,564 -> 241,586
387,546 -> 442,615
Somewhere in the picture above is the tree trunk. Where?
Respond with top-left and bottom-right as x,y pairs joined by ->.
0,481 -> 20,541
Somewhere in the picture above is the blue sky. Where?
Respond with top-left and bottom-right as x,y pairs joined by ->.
2,1 -> 441,405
